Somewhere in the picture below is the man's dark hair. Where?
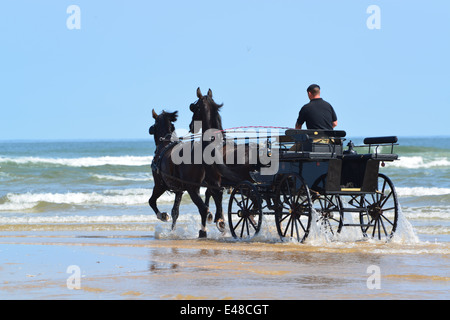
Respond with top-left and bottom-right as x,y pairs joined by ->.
307,84 -> 320,96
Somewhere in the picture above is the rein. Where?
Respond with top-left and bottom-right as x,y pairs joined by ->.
152,139 -> 224,191
166,126 -> 295,143
153,126 -> 290,191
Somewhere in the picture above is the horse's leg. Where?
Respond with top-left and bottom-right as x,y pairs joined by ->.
204,189 -> 214,224
210,188 -> 225,232
187,188 -> 209,238
148,182 -> 170,222
205,188 -> 211,207
204,167 -> 224,231
171,191 -> 183,230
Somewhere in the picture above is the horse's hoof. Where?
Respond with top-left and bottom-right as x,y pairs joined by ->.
199,230 -> 207,238
157,212 -> 170,222
216,219 -> 226,233
206,211 -> 213,224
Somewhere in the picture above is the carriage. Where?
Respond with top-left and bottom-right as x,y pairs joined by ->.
150,89 -> 400,242
225,129 -> 400,242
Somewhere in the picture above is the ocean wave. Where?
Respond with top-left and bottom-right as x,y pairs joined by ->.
0,155 -> 154,167
0,214 -> 160,224
0,211 -> 206,225
0,187 -> 209,212
396,187 -> 450,197
401,206 -> 450,220
386,156 -> 450,169
92,174 -> 153,182
0,172 -> 11,181
0,188 -> 172,211
0,214 -> 158,224
415,225 -> 450,235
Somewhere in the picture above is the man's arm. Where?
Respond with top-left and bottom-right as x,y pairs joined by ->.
296,109 -> 304,129
330,105 -> 338,128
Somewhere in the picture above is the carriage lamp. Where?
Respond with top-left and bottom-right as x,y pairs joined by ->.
266,139 -> 272,157
344,141 -> 357,155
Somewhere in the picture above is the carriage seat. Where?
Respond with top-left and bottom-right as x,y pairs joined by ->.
279,130 -> 346,155
285,129 -> 347,141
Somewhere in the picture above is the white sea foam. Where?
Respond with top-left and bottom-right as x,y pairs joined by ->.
386,156 -> 450,169
396,187 -> 450,197
0,155 -> 153,167
391,205 -> 420,244
0,214 -> 159,224
401,206 -> 450,220
0,211 -> 205,227
92,174 -> 152,182
0,187 -> 208,211
0,188 -> 170,211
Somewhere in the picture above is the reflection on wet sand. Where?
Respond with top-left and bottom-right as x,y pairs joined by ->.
0,231 -> 449,300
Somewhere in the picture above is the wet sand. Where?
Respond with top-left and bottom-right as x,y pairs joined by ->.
1,227 -> 449,300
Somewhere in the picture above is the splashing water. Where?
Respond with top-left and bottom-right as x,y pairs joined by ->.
391,204 -> 420,244
306,206 -> 420,246
153,204 -> 420,247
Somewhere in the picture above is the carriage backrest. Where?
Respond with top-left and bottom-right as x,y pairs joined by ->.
278,129 -> 346,156
363,136 -> 398,145
285,129 -> 347,142
362,136 -> 398,154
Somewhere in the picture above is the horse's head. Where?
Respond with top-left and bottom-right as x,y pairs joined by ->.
189,87 -> 223,134
149,109 -> 178,146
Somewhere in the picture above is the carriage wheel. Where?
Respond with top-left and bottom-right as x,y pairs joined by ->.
227,181 -> 263,239
313,194 -> 344,238
359,173 -> 399,241
275,174 -> 312,243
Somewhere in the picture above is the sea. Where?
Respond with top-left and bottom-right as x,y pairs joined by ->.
0,136 -> 449,244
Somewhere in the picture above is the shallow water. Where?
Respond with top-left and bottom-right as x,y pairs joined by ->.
1,227 -> 448,300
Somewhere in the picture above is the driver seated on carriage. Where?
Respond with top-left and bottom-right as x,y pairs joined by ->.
290,84 -> 338,150
295,84 -> 338,131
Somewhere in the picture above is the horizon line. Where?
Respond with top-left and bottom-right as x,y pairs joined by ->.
1,134 -> 449,143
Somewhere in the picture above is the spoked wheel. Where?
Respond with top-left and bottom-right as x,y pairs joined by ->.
312,194 -> 344,238
228,181 -> 263,239
275,174 -> 312,243
358,173 -> 399,241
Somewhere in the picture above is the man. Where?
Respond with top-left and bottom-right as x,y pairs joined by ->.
295,84 -> 338,130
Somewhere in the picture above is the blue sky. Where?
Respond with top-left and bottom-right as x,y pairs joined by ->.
1,0 -> 449,140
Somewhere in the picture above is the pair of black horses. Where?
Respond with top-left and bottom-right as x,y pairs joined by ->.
148,88 -> 253,238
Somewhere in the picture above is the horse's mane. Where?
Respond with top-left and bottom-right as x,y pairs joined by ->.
162,110 -> 178,122
204,96 -> 224,131
153,110 -> 178,148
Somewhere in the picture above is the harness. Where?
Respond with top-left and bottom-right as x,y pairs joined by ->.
151,140 -> 179,174
151,139 -> 224,191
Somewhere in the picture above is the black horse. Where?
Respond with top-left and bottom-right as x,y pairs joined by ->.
187,88 -> 229,232
189,88 -> 255,181
188,88 -> 256,227
148,109 -> 212,237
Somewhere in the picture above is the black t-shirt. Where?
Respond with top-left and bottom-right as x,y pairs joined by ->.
296,98 -> 337,130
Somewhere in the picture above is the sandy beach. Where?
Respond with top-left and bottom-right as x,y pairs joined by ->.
1,225 -> 448,300
1,139 -> 449,300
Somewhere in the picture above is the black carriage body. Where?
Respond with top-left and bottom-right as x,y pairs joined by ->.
228,129 -> 400,243
256,129 -> 398,195
276,158 -> 382,193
